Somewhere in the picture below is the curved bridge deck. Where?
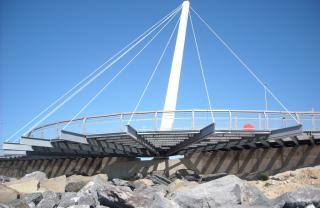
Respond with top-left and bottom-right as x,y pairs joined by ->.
1,110 -> 319,159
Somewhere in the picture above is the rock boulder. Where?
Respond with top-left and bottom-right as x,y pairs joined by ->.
97,185 -> 133,207
175,169 -> 201,182
167,179 -> 199,193
65,175 -> 92,192
272,185 -> 320,208
22,171 -> 47,181
4,178 -> 39,193
168,175 -> 271,208
0,184 -> 19,204
40,175 -> 67,192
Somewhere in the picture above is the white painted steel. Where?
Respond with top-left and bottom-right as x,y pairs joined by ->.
161,1 -> 190,130
25,109 -> 319,140
3,143 -> 33,151
20,137 -> 53,147
3,150 -> 27,155
60,131 -> 88,144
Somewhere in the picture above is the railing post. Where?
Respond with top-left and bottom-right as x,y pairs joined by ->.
235,116 -> 238,130
120,114 -> 123,131
229,110 -> 232,130
311,109 -> 316,131
295,113 -> 300,125
282,116 -> 287,128
82,117 -> 87,134
258,113 -> 262,130
264,111 -> 268,130
192,110 -> 195,130
154,111 -> 158,131
56,124 -> 60,139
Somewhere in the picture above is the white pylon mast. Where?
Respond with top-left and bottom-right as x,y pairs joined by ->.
161,1 -> 190,130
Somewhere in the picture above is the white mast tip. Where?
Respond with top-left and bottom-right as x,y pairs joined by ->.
182,1 -> 190,6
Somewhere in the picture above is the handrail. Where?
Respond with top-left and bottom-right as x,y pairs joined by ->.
29,109 -> 320,134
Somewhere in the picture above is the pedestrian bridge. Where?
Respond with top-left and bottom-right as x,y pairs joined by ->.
1,109 -> 319,159
1,1 -> 319,162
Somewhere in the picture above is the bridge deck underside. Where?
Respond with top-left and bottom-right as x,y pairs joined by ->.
1,125 -> 320,160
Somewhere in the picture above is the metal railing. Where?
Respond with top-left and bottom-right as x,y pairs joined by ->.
28,109 -> 320,140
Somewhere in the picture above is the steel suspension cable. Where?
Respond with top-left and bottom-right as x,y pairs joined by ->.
190,7 -> 299,124
8,5 -> 182,142
189,12 -> 215,122
62,12 -> 178,130
128,16 -> 181,124
22,9 -> 181,138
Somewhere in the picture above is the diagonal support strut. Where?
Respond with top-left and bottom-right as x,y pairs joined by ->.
165,122 -> 215,156
125,125 -> 160,156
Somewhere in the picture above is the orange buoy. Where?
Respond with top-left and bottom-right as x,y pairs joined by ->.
243,123 -> 255,130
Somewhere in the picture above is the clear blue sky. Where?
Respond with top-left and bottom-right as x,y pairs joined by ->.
1,0 -> 320,141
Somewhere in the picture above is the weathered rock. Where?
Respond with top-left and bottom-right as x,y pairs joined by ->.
66,171 -> 89,177
65,175 -> 92,192
201,173 -> 228,182
140,184 -> 168,197
272,185 -> 320,208
147,193 -> 180,208
7,199 -> 30,208
97,185 -> 133,207
42,191 -> 60,200
147,174 -> 172,185
175,169 -> 201,182
78,174 -> 110,206
77,193 -> 96,207
132,172 -> 143,180
0,184 -> 19,203
40,175 -> 66,192
58,192 -> 77,207
93,174 -> 108,183
37,191 -> 60,208
5,178 -> 39,193
67,205 -> 90,208
37,199 -> 58,208
22,171 -> 47,181
168,175 -> 271,208
133,179 -> 154,186
28,202 -> 36,208
126,184 -> 178,208
167,179 -> 199,193
0,175 -> 12,183
79,174 -> 109,194
112,178 -> 130,187
20,193 -> 43,205
127,191 -> 179,208
58,192 -> 96,207
0,203 -> 10,208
